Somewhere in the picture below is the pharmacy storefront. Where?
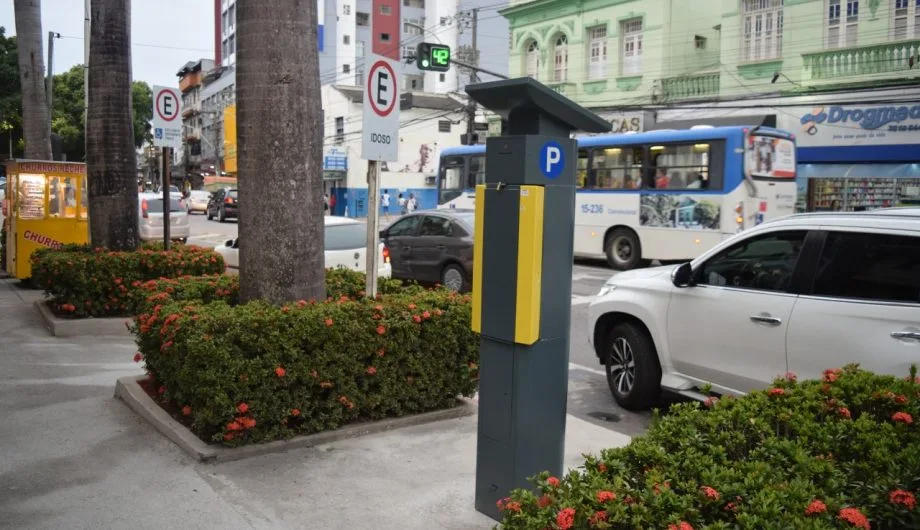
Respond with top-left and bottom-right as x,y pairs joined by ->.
778,102 -> 920,212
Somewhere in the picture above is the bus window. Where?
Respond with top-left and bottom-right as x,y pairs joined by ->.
576,149 -> 589,189
592,147 -> 643,190
468,155 -> 486,187
649,144 -> 712,190
438,155 -> 465,204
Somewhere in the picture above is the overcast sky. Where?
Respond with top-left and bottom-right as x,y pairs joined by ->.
1,0 -> 215,89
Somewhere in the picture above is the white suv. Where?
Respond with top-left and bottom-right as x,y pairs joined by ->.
588,208 -> 920,410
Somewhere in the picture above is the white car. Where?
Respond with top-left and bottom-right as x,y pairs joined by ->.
186,190 -> 211,214
588,208 -> 920,410
215,216 -> 392,278
138,193 -> 190,243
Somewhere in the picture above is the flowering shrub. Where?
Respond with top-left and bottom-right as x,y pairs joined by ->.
499,365 -> 920,529
130,273 -> 478,446
31,243 -> 225,317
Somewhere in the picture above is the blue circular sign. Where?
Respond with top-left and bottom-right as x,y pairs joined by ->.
539,141 -> 565,179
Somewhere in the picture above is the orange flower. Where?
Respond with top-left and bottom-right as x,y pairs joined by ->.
325,318 -> 334,327
598,462 -> 607,473
596,490 -> 616,503
376,348 -> 385,357
227,421 -> 242,431
537,495 -> 552,508
366,366 -> 377,375
838,507 -> 870,529
890,489 -> 916,510
223,432 -> 235,441
422,311 -> 431,320
408,303 -> 417,310
837,407 -> 852,419
181,405 -> 192,416
291,408 -> 301,417
546,476 -> 560,487
806,499 -> 827,515
434,309 -> 443,316
376,325 -> 386,335
668,523 -> 693,530
320,381 -> 333,389
412,315 -> 422,323
133,352 -> 143,363
893,412 -> 914,424
769,387 -> 786,397
589,511 -> 608,526
275,366 -> 286,378
240,417 -> 257,429
556,507 -> 575,530
499,500 -> 521,512
236,402 -> 249,414
157,385 -> 166,395
701,486 -> 720,500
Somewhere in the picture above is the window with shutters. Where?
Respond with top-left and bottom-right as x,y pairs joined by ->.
621,18 -> 643,75
524,40 -> 540,79
826,0 -> 859,48
892,0 -> 920,39
438,120 -> 452,133
553,34 -> 569,82
587,26 -> 608,80
741,0 -> 784,62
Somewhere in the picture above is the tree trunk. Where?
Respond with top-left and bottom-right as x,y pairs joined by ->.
86,0 -> 138,251
237,0 -> 325,303
13,0 -> 52,159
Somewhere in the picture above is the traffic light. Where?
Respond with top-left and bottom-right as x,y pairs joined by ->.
416,43 -> 451,72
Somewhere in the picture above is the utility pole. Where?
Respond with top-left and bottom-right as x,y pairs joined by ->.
46,31 -> 60,122
464,9 -> 479,146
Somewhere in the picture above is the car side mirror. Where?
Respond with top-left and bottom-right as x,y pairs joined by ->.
379,230 -> 387,239
672,262 -> 694,288
225,239 -> 234,247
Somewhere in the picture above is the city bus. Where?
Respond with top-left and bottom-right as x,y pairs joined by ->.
436,126 -> 798,269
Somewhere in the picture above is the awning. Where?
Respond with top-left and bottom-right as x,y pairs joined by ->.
650,115 -> 776,130
797,163 -> 920,179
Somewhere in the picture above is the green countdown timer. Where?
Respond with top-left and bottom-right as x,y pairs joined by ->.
416,43 -> 451,72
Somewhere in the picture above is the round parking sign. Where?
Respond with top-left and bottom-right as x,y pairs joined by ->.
539,141 -> 565,179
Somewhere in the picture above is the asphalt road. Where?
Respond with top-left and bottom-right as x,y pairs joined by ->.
186,213 -> 655,438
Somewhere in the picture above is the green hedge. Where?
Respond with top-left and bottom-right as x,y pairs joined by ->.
498,366 -> 919,529
30,243 -> 225,317
130,272 -> 478,446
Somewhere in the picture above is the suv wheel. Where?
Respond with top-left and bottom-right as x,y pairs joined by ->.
207,208 -> 214,221
218,207 -> 226,223
604,322 -> 661,410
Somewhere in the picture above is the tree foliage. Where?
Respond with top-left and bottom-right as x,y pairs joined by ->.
0,28 -> 153,162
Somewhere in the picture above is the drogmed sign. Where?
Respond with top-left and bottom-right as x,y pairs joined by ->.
792,103 -> 920,147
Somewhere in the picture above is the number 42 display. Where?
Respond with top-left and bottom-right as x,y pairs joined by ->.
416,43 -> 451,72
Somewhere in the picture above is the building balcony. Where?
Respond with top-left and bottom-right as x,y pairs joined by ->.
802,40 -> 920,81
660,72 -> 720,101
546,81 -> 576,96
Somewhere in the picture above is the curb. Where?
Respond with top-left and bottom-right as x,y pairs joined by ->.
115,375 -> 477,464
34,301 -> 133,338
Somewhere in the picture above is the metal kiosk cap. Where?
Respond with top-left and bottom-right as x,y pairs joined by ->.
465,77 -> 610,521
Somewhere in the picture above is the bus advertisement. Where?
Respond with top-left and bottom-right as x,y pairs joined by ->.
435,126 -> 797,270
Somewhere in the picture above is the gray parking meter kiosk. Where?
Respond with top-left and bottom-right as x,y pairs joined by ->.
466,78 -> 611,520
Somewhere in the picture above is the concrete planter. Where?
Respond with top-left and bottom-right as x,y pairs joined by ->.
114,374 -> 477,463
34,301 -> 133,338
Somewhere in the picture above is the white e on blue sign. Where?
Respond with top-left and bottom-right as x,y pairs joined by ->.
539,141 -> 565,179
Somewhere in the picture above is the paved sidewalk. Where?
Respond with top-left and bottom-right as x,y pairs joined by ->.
0,279 -> 630,530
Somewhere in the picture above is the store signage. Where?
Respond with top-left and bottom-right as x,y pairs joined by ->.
23,230 -> 64,249
793,104 -> 920,146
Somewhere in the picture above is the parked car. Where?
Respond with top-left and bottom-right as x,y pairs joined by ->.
186,190 -> 212,214
588,208 -> 920,410
215,216 -> 392,278
138,193 -> 189,243
379,209 -> 474,291
207,188 -> 238,222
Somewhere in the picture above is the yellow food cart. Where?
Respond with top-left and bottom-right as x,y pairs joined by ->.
3,160 -> 89,279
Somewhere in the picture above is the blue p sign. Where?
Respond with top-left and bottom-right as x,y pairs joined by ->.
539,141 -> 564,179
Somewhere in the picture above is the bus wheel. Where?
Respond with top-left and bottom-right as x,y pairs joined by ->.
605,228 -> 644,270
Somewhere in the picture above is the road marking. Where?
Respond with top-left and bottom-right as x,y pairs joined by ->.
572,295 -> 594,306
569,362 -> 606,377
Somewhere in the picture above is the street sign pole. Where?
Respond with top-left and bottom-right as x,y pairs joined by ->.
362,0 -> 400,298
162,147 -> 171,250
365,160 -> 380,297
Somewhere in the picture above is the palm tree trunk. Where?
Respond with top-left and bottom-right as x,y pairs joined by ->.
237,0 -> 325,303
13,0 -> 52,159
86,0 -> 138,250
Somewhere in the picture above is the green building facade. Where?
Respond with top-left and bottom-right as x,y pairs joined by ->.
500,0 -> 920,109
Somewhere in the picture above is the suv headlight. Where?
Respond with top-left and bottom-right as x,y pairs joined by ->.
597,283 -> 617,298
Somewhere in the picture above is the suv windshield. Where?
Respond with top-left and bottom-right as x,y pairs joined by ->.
229,190 -> 238,199
325,223 -> 367,251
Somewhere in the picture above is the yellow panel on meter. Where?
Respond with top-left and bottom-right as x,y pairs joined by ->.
514,185 -> 544,345
471,184 -> 486,334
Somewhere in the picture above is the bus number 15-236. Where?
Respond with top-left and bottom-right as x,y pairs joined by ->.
581,204 -> 604,214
